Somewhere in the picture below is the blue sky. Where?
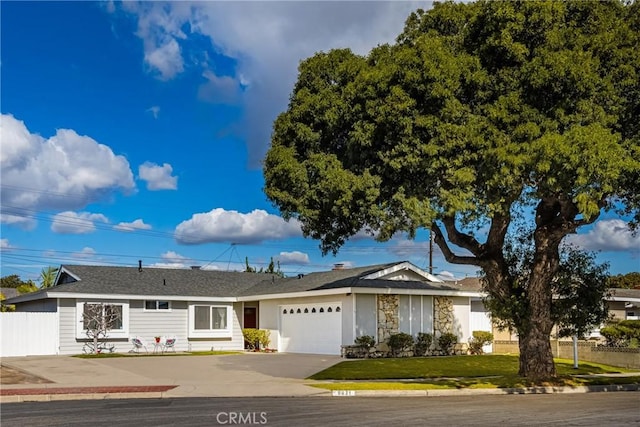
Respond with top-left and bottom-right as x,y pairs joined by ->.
1,1 -> 638,283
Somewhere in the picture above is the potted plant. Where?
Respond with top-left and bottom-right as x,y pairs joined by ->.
155,336 -> 161,343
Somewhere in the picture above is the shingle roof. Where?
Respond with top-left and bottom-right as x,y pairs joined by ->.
6,262 -> 485,304
49,265 -> 279,298
609,288 -> 640,300
1,287 -> 20,299
239,263 -> 483,296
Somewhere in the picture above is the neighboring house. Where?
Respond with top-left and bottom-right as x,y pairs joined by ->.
1,287 -> 20,300
607,288 -> 640,321
4,261 -> 491,356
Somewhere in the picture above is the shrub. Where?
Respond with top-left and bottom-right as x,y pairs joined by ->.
438,332 -> 458,355
354,335 -> 376,349
600,320 -> 640,347
388,332 -> 415,357
468,331 -> 494,355
242,328 -> 271,350
414,332 -> 433,356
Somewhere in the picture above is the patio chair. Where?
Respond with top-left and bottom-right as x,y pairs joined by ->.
129,337 -> 148,353
163,337 -> 176,353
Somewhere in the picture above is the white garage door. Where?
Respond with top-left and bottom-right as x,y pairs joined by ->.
279,302 -> 342,355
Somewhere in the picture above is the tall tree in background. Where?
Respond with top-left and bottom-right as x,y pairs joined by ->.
0,274 -> 38,294
264,1 -> 639,379
39,266 -> 59,288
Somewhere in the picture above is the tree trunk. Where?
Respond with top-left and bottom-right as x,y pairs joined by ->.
518,226 -> 561,380
518,324 -> 556,379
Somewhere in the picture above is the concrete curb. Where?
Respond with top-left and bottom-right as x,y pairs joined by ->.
3,384 -> 637,403
330,383 -> 640,397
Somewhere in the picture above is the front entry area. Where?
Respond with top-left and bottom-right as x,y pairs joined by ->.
279,302 -> 342,355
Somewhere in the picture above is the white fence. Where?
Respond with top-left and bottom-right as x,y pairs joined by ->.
0,312 -> 59,357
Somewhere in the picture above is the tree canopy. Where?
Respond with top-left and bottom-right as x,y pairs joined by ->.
264,0 -> 639,380
608,272 -> 640,289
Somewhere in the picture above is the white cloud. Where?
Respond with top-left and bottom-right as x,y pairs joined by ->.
276,251 -> 310,265
138,162 -> 178,190
114,219 -> 152,232
389,239 -> 433,258
72,247 -> 97,259
0,239 -> 14,251
115,1 -> 423,166
161,250 -> 190,263
565,219 -> 640,252
146,105 -> 160,119
0,114 -> 135,217
0,213 -> 37,230
174,208 -> 303,245
51,211 -> 109,234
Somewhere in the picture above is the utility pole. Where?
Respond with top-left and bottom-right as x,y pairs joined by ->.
429,229 -> 434,275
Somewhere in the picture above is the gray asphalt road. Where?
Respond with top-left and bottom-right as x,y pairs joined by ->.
2,393 -> 639,426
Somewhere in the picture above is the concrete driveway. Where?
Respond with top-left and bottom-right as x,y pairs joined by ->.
1,353 -> 343,398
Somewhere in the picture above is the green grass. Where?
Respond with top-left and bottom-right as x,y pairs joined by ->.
309,376 -> 640,391
307,354 -> 640,390
309,355 -> 640,388
74,350 -> 242,358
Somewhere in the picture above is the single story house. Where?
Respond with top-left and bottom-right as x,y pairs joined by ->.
4,261 -> 492,356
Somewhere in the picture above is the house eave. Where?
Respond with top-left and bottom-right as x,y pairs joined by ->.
238,286 -> 485,301
16,292 -> 238,303
238,288 -> 353,301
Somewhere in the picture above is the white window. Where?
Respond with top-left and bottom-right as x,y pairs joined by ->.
76,300 -> 129,339
188,304 -> 233,338
144,300 -> 171,311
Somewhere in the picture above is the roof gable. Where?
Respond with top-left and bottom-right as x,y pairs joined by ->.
360,261 -> 444,283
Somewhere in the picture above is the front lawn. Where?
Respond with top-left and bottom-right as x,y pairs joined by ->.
308,354 -> 635,382
307,355 -> 640,390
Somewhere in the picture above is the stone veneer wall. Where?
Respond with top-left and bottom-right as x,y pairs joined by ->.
434,296 -> 454,337
377,294 -> 399,343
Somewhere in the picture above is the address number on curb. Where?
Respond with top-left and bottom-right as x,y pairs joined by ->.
332,390 -> 356,397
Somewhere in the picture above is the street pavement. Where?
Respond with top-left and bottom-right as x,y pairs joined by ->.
1,352 -> 638,403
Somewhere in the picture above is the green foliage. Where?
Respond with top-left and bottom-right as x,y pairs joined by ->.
242,328 -> 271,350
600,320 -> 640,347
244,257 -> 284,277
354,335 -> 376,349
1,274 -> 37,290
608,273 -> 640,289
0,292 -> 15,312
414,332 -> 433,356
388,332 -> 415,357
39,266 -> 58,288
438,333 -> 459,356
469,331 -> 494,355
16,283 -> 39,294
263,0 -> 639,379
484,231 -> 610,339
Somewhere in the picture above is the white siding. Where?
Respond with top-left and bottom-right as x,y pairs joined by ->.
59,299 -> 81,354
470,300 -> 493,353
451,297 -> 471,342
1,312 -> 58,357
129,300 -> 189,352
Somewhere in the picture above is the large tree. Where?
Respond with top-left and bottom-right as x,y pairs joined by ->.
264,1 -> 640,380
